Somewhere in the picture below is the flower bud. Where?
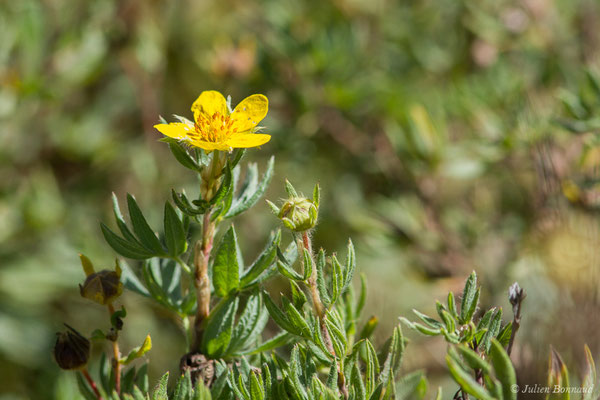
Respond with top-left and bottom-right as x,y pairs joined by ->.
54,324 -> 90,370
268,181 -> 320,232
508,282 -> 526,307
79,255 -> 123,305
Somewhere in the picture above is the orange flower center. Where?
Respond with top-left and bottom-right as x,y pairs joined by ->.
188,112 -> 238,143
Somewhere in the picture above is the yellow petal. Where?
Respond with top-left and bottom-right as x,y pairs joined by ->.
154,123 -> 190,139
188,139 -> 231,152
191,90 -> 228,122
231,94 -> 268,133
226,133 -> 271,148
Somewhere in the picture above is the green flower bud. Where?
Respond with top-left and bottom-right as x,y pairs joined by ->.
268,180 -> 320,232
54,324 -> 90,370
78,255 -> 123,305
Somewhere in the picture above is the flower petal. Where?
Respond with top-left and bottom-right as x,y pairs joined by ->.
191,91 -> 228,122
154,123 -> 190,139
231,94 -> 268,133
226,133 -> 271,148
188,139 -> 231,152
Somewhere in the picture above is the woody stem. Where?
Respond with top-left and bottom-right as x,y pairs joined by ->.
193,211 -> 215,350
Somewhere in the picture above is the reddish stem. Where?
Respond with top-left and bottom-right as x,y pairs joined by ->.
81,368 -> 103,400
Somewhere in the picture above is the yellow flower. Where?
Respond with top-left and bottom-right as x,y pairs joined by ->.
154,90 -> 270,151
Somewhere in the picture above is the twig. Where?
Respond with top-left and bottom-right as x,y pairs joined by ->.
507,282 -> 526,356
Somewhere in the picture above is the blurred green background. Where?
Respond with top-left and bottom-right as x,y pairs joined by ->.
2,0 -> 600,398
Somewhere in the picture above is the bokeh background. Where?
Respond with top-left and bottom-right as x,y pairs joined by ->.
2,0 -> 600,398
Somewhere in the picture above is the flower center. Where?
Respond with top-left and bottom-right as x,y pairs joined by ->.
189,112 -> 238,143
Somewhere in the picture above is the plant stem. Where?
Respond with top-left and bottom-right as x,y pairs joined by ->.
81,368 -> 103,400
192,151 -> 222,351
193,211 -> 215,350
299,231 -> 348,399
507,296 -> 523,356
107,303 -> 121,394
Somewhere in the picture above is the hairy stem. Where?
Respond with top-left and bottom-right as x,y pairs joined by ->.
81,368 -> 103,400
107,303 -> 121,394
299,231 -> 348,399
193,211 -> 215,350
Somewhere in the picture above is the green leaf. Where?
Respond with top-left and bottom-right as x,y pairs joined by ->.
489,339 -> 517,400
480,308 -> 503,353
447,292 -> 458,319
229,292 -> 269,354
395,370 -> 427,400
249,371 -> 265,400
209,162 -> 233,208
226,156 -> 275,218
238,332 -> 294,356
342,239 -> 356,293
119,259 -> 151,298
446,353 -> 494,400
172,189 -> 205,216
164,202 -> 187,257
277,259 -> 304,281
135,363 -> 149,393
168,141 -> 201,171
127,194 -> 166,255
412,310 -> 444,329
240,230 -> 280,287
121,335 -> 152,365
352,361 -> 367,400
101,223 -> 155,259
460,271 -> 478,324
284,299 -> 312,339
316,249 -> 331,307
290,281 -> 307,309
212,226 -> 241,297
497,322 -> 512,347
453,345 -> 492,374
173,371 -> 193,400
201,297 -> 239,358
263,292 -> 296,334
112,193 -> 141,244
152,372 -> 169,400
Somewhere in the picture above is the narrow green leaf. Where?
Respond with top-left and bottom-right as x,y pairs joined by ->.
453,345 -> 492,374
489,339 -> 517,400
212,226 -> 241,297
168,141 -> 201,171
164,202 -> 187,257
460,271 -> 478,324
152,372 -> 169,400
209,162 -> 233,207
76,372 -> 100,400
447,292 -> 458,319
481,308 -> 503,353
238,332 -> 294,356
127,194 -> 166,255
249,371 -> 265,400
201,297 -> 239,358
227,156 -> 275,218
240,230 -> 280,287
229,292 -> 269,354
112,193 -> 141,244
284,300 -> 312,339
101,223 -> 155,259
316,249 -> 331,307
263,292 -> 296,334
352,361 -> 367,400
446,353 -> 494,400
